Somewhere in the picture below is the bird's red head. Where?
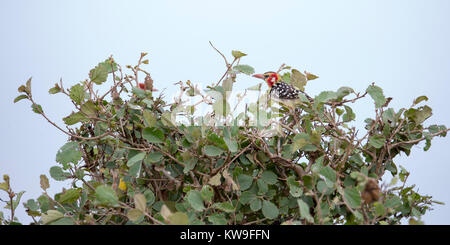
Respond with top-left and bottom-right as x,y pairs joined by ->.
252,72 -> 281,87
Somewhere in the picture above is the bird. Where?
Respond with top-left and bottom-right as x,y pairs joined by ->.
252,71 -> 304,108
138,83 -> 158,92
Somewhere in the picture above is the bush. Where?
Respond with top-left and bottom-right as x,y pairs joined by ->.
3,47 -> 448,225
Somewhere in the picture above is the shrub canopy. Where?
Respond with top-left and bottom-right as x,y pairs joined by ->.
2,49 -> 449,225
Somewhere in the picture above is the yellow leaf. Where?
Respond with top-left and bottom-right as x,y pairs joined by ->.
118,178 -> 127,191
208,173 -> 222,186
160,204 -> 172,220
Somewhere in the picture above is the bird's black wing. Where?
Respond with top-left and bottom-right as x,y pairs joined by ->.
270,82 -> 300,100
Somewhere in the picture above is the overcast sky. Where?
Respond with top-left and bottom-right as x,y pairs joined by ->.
1,0 -> 449,224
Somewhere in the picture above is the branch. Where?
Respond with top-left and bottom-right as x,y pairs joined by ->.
209,41 -> 229,67
389,129 -> 450,149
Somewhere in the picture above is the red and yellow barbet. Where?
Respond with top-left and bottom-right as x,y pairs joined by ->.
253,71 -> 302,108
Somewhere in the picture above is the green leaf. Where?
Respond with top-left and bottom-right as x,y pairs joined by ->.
80,101 -> 97,118
48,84 -> 61,94
147,152 -> 163,163
142,127 -> 165,144
185,190 -> 205,211
262,200 -> 279,219
143,110 -> 157,128
374,202 -> 386,216
302,175 -> 313,190
132,87 -> 146,98
366,85 -> 387,108
56,142 -> 82,165
287,176 -> 303,197
207,133 -> 227,149
101,58 -> 118,73
232,50 -> 247,59
223,127 -> 237,152
37,195 -> 50,213
224,137 -> 238,153
25,199 -> 39,212
261,171 -> 278,185
411,208 -> 420,218
63,112 -> 87,125
319,166 -> 336,188
368,135 -> 385,149
428,125 -> 440,134
95,185 -> 119,206
384,196 -> 402,209
257,179 -> 268,194
237,174 -> 253,191
127,152 -> 146,167
233,64 -> 255,75
342,106 -> 356,122
201,185 -> 214,203
69,84 -> 85,105
424,138 -> 431,151
144,189 -> 155,206
336,87 -> 354,100
40,175 -> 49,190
298,93 -> 310,103
317,181 -> 331,194
49,166 -> 69,181
383,108 -> 395,124
41,210 -> 64,225
297,199 -> 314,223
204,145 -> 224,157
415,106 -> 432,124
13,95 -> 28,103
213,202 -> 235,213
12,191 -> 24,210
89,62 -> 109,85
59,188 -> 81,204
239,191 -> 257,204
49,217 -> 74,225
343,187 -> 361,209
31,103 -> 43,114
208,213 -> 227,225
315,91 -> 338,105
413,95 -> 428,106
386,161 -> 398,175
310,130 -> 321,145
281,72 -> 292,84
291,69 -> 307,91
291,134 -> 308,153
250,199 -> 262,211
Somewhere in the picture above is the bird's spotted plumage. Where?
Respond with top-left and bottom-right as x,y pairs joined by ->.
270,81 -> 300,101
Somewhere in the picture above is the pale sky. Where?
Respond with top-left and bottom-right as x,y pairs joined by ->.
1,0 -> 449,224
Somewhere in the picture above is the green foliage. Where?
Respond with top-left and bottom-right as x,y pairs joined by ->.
366,84 -> 387,108
7,50 -> 449,225
233,65 -> 254,75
